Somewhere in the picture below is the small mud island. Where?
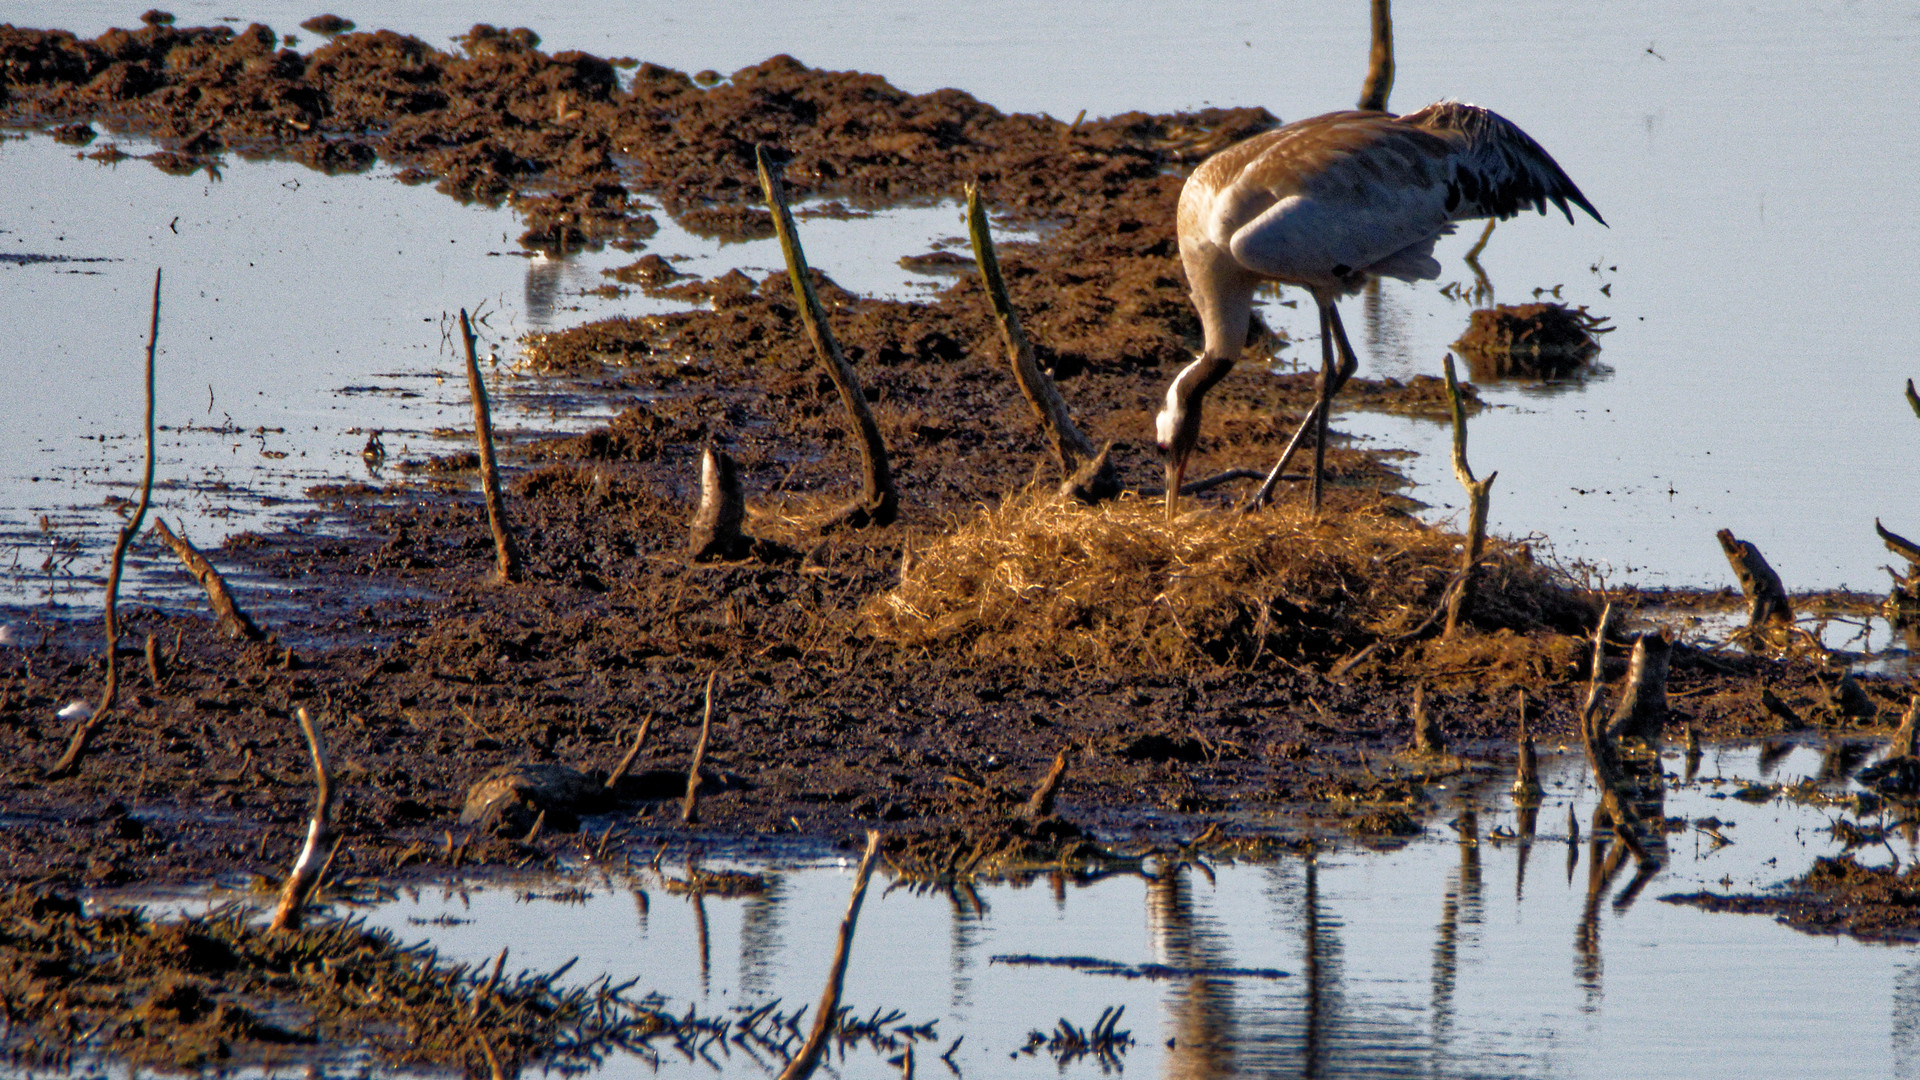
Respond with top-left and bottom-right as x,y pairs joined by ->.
1,13 -> 1915,1073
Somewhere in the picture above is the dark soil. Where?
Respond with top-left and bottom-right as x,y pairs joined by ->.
0,14 -> 1907,929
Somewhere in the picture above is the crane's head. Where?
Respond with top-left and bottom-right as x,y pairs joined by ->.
1156,356 -> 1214,519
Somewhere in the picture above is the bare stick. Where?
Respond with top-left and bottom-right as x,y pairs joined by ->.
1907,378 -> 1920,420
1023,747 -> 1070,819
1877,518 -> 1920,565
682,671 -> 718,824
270,707 -> 336,931
151,518 -> 265,641
460,308 -> 522,584
1715,528 -> 1791,645
50,269 -> 162,780
689,446 -> 751,560
756,145 -> 897,528
778,830 -> 882,1080
1442,354 -> 1496,637
1356,0 -> 1394,111
964,185 -> 1117,501
606,712 -> 655,790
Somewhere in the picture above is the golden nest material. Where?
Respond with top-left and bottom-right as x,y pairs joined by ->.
865,493 -> 1580,671
1452,302 -> 1611,378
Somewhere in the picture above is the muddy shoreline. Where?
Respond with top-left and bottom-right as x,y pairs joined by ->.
0,18 -> 1909,906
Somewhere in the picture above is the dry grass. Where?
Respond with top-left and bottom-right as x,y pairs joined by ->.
866,492 -> 1588,672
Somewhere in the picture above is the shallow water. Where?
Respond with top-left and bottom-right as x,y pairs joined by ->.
335,747 -> 1920,1079
5,1 -> 1920,599
0,132 -> 1015,612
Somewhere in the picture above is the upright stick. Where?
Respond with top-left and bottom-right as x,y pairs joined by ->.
49,269 -> 162,779
755,145 -> 897,528
270,707 -> 336,931
460,309 -> 522,584
964,185 -> 1116,501
1357,0 -> 1394,111
1442,354 -> 1496,637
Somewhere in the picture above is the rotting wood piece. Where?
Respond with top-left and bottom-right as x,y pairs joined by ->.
755,145 -> 897,529
1605,630 -> 1671,746
688,446 -> 753,560
151,518 -> 266,641
460,308 -> 523,584
1442,354 -> 1495,638
964,184 -> 1119,503
1715,528 -> 1793,648
270,707 -> 335,932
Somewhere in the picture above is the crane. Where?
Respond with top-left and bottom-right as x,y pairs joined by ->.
1156,102 -> 1603,516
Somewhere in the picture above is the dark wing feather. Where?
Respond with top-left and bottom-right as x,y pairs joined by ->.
1400,102 -> 1604,226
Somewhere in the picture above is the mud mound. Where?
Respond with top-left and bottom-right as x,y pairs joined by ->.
1452,302 -> 1609,378
1665,854 -> 1920,943
866,494 -> 1581,670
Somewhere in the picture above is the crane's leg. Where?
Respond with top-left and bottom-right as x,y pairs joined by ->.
1309,304 -> 1338,512
1243,302 -> 1363,512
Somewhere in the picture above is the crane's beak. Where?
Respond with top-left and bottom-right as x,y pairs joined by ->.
1164,450 -> 1187,521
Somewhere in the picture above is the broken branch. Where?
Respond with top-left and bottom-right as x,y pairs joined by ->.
151,518 -> 265,641
270,707 -> 336,931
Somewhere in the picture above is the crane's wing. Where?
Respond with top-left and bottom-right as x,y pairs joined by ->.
1401,101 -> 1604,226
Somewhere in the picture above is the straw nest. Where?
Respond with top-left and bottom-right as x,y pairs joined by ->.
866,492 -> 1585,672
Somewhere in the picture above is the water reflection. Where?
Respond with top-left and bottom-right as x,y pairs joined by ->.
352,747 -> 1917,1079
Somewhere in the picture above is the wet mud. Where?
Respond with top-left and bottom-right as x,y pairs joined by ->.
1666,854 -> 1920,944
0,14 -> 1914,1031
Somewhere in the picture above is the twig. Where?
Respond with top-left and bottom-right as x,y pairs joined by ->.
964,184 -> 1116,501
682,672 -> 718,824
777,830 -> 883,1080
756,145 -> 896,528
49,269 -> 161,779
270,707 -> 336,931
150,518 -> 265,641
460,308 -> 522,584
